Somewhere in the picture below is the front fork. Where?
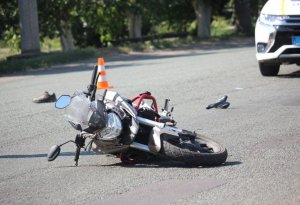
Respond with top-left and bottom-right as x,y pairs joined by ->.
53,133 -> 92,166
74,134 -> 86,166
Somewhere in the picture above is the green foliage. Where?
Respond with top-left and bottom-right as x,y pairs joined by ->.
0,1 -> 19,39
3,27 -> 21,52
0,1 -> 20,51
211,16 -> 235,38
41,38 -> 62,52
135,0 -> 196,35
0,0 -> 262,52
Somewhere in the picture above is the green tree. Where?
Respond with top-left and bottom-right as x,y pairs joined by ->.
18,0 -> 41,54
190,0 -> 231,38
1,0 -> 265,53
191,0 -> 211,38
0,1 -> 20,50
251,0 -> 268,16
234,0 -> 252,35
150,0 -> 195,33
126,0 -> 142,38
38,0 -> 79,51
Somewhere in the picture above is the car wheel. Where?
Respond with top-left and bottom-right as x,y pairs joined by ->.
259,62 -> 280,76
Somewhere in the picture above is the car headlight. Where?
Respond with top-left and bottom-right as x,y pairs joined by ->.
259,14 -> 286,25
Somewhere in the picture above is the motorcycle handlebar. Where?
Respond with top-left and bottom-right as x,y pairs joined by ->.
90,65 -> 98,86
87,65 -> 100,101
87,65 -> 106,101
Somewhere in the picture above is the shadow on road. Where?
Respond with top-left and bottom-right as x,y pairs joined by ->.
6,52 -> 215,77
1,152 -> 242,169
278,70 -> 300,78
0,151 -> 95,159
1,37 -> 254,78
68,158 -> 242,169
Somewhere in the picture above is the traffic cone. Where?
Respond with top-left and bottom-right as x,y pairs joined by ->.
97,58 -> 113,90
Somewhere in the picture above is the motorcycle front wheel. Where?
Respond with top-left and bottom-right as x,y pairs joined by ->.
161,133 -> 227,167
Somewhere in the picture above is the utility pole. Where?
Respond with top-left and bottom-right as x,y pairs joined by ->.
18,0 -> 40,55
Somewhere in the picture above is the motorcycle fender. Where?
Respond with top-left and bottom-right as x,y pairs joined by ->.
148,126 -> 162,153
148,126 -> 180,153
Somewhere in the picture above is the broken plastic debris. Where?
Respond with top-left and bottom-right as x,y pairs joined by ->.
206,96 -> 230,109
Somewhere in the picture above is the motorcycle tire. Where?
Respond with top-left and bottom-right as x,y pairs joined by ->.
161,133 -> 227,167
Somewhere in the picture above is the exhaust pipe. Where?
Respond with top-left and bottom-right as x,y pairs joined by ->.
129,142 -> 152,153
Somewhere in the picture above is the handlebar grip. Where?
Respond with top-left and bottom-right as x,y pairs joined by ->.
90,65 -> 98,86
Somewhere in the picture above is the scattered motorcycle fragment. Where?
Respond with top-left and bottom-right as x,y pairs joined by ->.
206,96 -> 230,109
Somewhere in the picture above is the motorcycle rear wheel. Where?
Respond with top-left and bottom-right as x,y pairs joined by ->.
161,133 -> 227,167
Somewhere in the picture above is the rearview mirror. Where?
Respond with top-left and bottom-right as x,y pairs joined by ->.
55,95 -> 71,109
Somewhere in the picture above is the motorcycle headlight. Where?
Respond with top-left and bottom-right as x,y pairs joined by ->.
99,112 -> 122,140
259,14 -> 286,25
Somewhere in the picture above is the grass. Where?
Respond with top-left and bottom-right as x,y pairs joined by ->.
0,47 -> 115,75
0,47 -> 14,61
119,17 -> 236,51
118,36 -> 194,52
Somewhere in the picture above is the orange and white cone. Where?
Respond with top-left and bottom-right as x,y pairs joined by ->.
97,58 -> 113,90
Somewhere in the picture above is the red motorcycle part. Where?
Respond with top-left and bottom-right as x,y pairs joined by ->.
131,92 -> 159,121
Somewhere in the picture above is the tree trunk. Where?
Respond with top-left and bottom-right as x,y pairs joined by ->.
191,0 -> 211,38
234,0 -> 253,35
128,13 -> 142,39
18,0 -> 40,55
60,20 -> 75,51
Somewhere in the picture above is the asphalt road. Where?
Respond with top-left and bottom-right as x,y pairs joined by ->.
0,38 -> 299,205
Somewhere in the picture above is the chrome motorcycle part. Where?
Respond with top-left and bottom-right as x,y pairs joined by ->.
47,145 -> 61,161
129,141 -> 151,152
137,116 -> 164,129
148,126 -> 162,153
99,112 -> 122,140
161,99 -> 174,117
104,90 -> 139,141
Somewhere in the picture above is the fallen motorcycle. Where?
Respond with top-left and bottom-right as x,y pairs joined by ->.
48,63 -> 227,167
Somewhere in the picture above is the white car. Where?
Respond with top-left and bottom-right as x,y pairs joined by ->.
255,0 -> 300,76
